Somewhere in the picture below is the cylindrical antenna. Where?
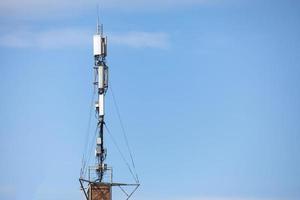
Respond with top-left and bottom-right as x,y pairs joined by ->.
97,5 -> 100,34
96,4 -> 104,36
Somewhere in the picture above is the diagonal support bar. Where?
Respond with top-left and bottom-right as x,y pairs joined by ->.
79,179 -> 89,200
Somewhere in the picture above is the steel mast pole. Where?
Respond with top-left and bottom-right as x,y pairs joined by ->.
94,21 -> 108,182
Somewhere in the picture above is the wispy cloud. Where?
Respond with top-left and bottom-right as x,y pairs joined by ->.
110,31 -> 170,49
0,28 -> 90,49
102,0 -> 220,9
0,185 -> 15,200
0,0 -> 225,19
0,28 -> 170,49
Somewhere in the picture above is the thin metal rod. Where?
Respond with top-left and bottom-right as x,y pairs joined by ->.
79,179 -> 89,200
118,185 -> 129,197
126,185 -> 140,200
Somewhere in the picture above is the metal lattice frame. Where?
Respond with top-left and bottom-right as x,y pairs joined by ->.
79,178 -> 140,200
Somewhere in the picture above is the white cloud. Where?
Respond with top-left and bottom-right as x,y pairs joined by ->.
0,0 -> 225,19
0,28 -> 90,49
102,0 -> 217,9
0,28 -> 170,49
0,185 -> 16,200
110,31 -> 170,49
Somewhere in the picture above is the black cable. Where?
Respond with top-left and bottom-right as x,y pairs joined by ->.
104,123 -> 138,183
81,88 -> 96,177
83,90 -> 96,160
109,84 -> 139,183
84,125 -> 99,178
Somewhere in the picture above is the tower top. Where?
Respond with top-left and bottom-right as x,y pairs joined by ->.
96,6 -> 103,36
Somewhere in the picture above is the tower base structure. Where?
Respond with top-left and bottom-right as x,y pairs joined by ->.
88,183 -> 111,200
79,178 -> 139,200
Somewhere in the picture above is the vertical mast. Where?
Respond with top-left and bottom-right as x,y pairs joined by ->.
93,21 -> 108,182
79,17 -> 140,200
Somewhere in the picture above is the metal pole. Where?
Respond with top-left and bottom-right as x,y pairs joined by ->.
93,25 -> 108,183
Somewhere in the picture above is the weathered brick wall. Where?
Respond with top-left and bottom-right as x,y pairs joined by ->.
88,183 -> 111,200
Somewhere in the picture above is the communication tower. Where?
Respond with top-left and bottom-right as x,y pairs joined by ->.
79,19 -> 139,200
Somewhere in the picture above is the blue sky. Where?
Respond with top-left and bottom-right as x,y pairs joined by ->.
0,0 -> 300,200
